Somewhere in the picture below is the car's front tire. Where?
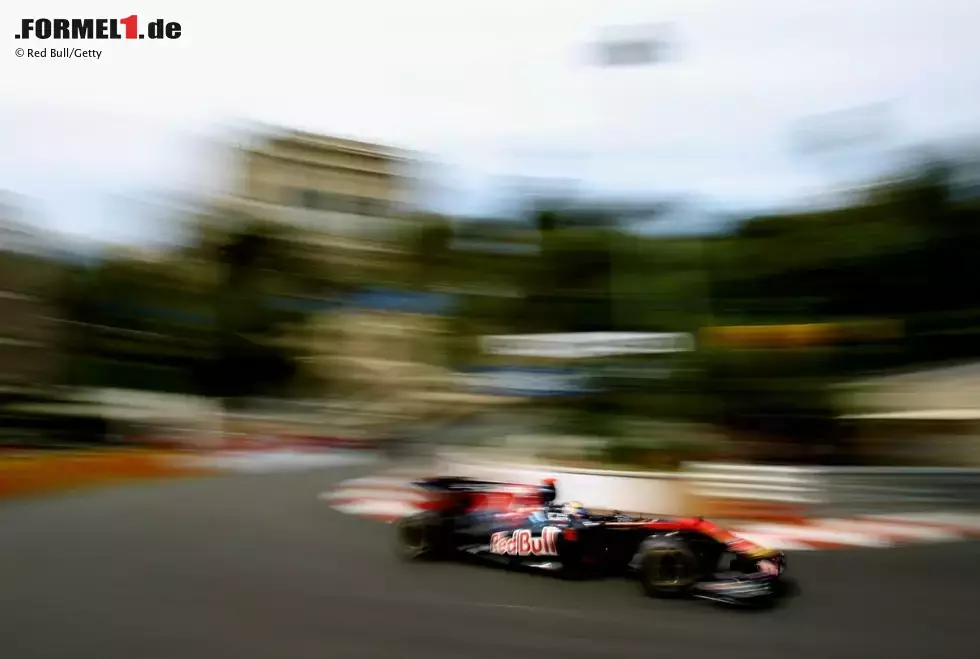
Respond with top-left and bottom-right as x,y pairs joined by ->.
636,536 -> 700,598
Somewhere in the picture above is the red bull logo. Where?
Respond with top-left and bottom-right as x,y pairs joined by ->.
490,526 -> 560,556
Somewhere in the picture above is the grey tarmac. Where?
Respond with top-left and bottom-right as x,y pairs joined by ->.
1,463 -> 978,659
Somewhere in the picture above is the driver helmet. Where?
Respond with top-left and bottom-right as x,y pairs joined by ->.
562,501 -> 588,518
540,478 -> 557,505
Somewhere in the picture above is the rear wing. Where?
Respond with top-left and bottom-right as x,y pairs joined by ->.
411,476 -> 545,513
411,476 -> 513,492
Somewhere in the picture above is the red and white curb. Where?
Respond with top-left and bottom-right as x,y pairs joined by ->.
319,471 -> 980,550
176,448 -> 377,473
730,513 -> 980,551
319,468 -> 430,521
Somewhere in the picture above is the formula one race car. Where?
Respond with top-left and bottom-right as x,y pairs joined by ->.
394,476 -> 789,606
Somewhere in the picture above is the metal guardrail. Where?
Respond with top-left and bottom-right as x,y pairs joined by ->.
438,451 -> 980,517
683,462 -> 825,506
819,467 -> 980,515
684,462 -> 980,516
439,450 -> 685,480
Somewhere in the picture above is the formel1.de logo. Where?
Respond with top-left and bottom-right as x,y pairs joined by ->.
15,16 -> 182,41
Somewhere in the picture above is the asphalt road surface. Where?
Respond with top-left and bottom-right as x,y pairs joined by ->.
2,461 -> 979,659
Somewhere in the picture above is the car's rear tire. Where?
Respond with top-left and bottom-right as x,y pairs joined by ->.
394,512 -> 445,561
636,537 -> 700,598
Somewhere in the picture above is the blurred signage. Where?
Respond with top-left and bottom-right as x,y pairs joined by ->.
700,321 -> 903,349
598,40 -> 663,67
597,361 -> 672,381
593,24 -> 674,67
452,239 -> 538,255
458,367 -> 596,397
481,333 -> 695,359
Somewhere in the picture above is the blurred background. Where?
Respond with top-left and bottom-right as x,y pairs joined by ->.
4,0 -> 980,474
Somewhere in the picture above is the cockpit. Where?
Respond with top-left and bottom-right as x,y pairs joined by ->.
527,510 -> 550,525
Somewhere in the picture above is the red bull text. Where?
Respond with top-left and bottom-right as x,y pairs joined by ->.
490,526 -> 560,556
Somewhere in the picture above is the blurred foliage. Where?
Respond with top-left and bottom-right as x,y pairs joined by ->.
443,148 -> 980,462
54,215 -> 338,407
5,144 -> 980,462
407,214 -> 455,289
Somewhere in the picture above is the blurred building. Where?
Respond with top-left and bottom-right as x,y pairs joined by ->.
844,361 -> 980,466
202,127 -> 525,424
216,127 -> 420,281
274,288 -> 459,425
0,213 -> 65,393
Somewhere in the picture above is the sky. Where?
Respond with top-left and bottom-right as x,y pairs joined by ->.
2,0 -> 980,246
